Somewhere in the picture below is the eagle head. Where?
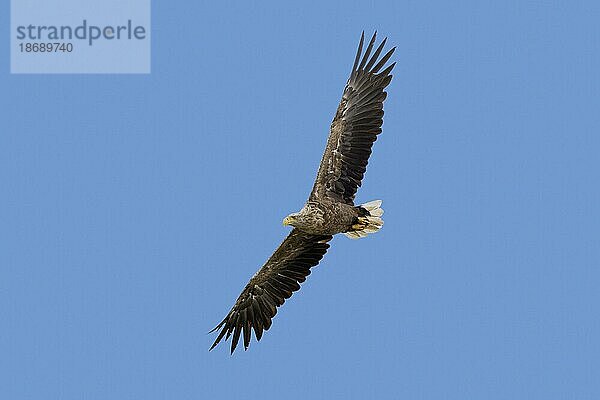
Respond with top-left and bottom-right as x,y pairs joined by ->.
282,212 -> 301,227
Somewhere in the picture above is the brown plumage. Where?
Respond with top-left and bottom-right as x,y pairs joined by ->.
210,32 -> 395,353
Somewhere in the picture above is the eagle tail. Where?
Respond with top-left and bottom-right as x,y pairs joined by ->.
344,200 -> 384,239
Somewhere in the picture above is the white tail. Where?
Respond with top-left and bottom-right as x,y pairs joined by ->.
344,200 -> 384,239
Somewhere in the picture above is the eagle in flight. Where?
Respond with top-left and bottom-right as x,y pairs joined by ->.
210,32 -> 395,353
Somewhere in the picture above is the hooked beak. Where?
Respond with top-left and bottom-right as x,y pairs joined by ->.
282,216 -> 294,226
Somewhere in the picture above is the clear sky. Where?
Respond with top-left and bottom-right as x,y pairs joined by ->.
1,1 -> 599,399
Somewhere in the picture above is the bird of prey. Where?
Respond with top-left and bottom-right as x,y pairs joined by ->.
210,32 -> 395,353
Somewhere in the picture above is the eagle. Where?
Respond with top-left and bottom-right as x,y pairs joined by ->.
210,32 -> 395,353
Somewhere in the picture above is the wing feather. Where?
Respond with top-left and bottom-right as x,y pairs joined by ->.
310,32 -> 395,204
209,229 -> 332,353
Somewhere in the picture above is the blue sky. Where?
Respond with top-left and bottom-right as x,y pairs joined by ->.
1,1 -> 599,399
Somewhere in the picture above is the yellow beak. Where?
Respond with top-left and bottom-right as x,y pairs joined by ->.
282,216 -> 293,226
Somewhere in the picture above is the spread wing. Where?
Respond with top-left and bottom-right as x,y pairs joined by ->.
209,229 -> 332,354
311,32 -> 395,205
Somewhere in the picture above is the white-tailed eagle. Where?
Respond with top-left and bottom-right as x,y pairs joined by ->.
210,32 -> 395,353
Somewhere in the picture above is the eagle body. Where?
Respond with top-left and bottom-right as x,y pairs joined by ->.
210,32 -> 395,353
285,200 -> 359,236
